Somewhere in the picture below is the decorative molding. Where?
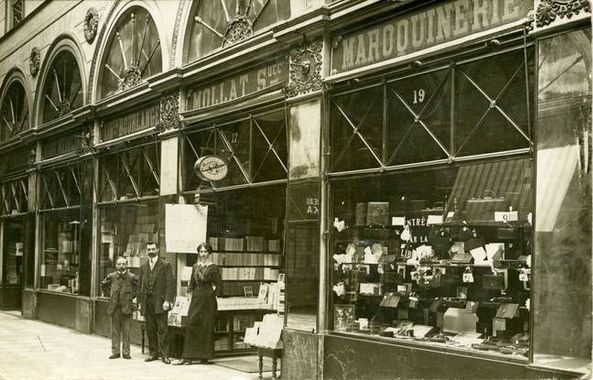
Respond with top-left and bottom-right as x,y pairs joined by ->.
170,1 -> 189,68
222,16 -> 253,47
80,125 -> 95,154
84,8 -> 99,44
29,47 -> 40,77
28,147 -> 37,166
287,39 -> 323,98
157,92 -> 180,132
536,0 -> 591,28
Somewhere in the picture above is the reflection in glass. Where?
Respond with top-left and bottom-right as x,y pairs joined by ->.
533,28 -> 592,373
100,7 -> 162,99
186,0 -> 290,62
0,81 -> 28,142
182,110 -> 287,191
41,51 -> 83,124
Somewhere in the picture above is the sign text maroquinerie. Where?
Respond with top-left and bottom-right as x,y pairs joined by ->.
332,0 -> 532,74
187,59 -> 288,111
100,102 -> 160,142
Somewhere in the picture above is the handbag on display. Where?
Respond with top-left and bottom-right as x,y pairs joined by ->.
482,273 -> 505,290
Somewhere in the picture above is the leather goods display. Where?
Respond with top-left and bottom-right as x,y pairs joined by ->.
482,273 -> 505,290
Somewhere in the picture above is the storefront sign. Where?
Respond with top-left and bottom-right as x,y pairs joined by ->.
288,181 -> 320,221
332,0 -> 532,74
41,132 -> 80,159
187,58 -> 289,111
100,102 -> 160,141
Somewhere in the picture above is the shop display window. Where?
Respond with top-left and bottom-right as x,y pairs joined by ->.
98,144 -> 160,203
40,209 -> 82,294
185,0 -> 290,62
182,110 -> 287,192
330,48 -> 534,174
98,202 -> 160,297
329,157 -> 533,359
0,177 -> 27,216
533,28 -> 592,372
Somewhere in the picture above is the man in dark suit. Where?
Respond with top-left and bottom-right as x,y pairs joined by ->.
138,241 -> 175,364
101,256 -> 138,360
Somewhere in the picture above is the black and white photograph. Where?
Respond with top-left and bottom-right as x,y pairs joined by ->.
0,0 -> 591,379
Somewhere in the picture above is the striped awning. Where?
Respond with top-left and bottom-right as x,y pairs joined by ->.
448,158 -> 533,221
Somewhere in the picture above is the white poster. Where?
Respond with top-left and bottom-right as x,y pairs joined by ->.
165,204 -> 208,253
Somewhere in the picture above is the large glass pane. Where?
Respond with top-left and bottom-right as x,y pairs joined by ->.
387,70 -> 451,165
41,51 -> 83,124
100,6 -> 162,99
185,0 -> 290,62
330,87 -> 383,172
98,202 -> 160,297
533,28 -> 592,373
455,49 -> 533,156
39,209 -> 82,294
329,158 -> 533,359
0,81 -> 28,142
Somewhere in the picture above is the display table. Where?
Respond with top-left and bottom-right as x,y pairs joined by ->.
257,346 -> 282,379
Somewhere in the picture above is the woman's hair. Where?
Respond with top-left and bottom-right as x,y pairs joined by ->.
197,242 -> 213,254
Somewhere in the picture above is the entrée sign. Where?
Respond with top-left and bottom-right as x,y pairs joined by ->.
187,58 -> 288,111
332,0 -> 532,74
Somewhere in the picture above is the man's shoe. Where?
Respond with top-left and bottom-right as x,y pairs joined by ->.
109,354 -> 120,359
161,357 -> 171,364
145,355 -> 159,362
122,355 -> 131,359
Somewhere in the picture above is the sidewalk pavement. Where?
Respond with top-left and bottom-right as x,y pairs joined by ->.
0,311 -> 276,380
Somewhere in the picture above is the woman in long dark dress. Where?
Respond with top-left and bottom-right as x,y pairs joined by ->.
173,242 -> 221,365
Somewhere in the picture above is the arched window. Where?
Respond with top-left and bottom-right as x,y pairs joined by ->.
41,51 -> 83,124
0,80 -> 28,142
100,6 -> 162,99
185,0 -> 290,62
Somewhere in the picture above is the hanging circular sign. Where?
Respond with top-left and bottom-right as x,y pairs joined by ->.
193,155 -> 228,181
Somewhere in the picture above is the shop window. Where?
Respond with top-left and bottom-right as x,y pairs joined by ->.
98,201 -> 161,297
0,80 -> 29,142
40,51 -> 83,124
40,209 -> 82,294
455,49 -> 534,156
329,48 -> 534,173
533,28 -> 592,372
330,86 -> 383,172
99,6 -> 162,99
38,161 -> 92,296
39,165 -> 82,210
329,157 -> 533,359
98,144 -> 160,203
0,177 -> 27,216
185,0 -> 290,62
387,69 -> 451,165
182,110 -> 287,192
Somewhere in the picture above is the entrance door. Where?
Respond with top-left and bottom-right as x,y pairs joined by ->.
1,218 -> 24,309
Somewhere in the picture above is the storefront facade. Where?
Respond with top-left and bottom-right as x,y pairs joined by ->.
0,0 -> 590,379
